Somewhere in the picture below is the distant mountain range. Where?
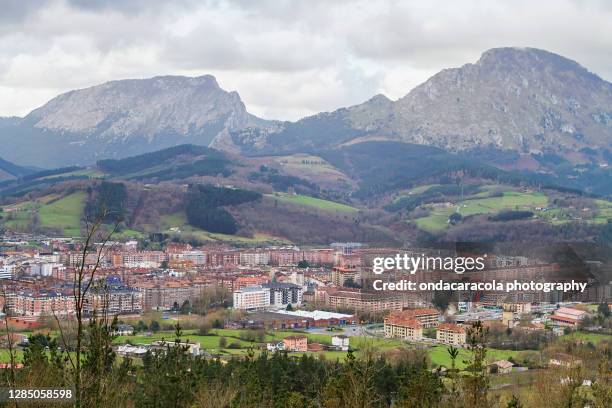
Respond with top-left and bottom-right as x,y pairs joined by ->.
0,75 -> 277,167
0,47 -> 610,169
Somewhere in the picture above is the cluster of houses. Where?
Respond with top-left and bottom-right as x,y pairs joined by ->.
266,334 -> 350,353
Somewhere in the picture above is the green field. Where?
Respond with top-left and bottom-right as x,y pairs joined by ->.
412,191 -> 548,232
2,205 -> 35,230
110,329 -> 415,360
0,349 -> 24,362
428,345 -> 531,369
40,168 -> 105,180
559,331 -> 611,344
266,192 -> 358,213
593,199 -> 612,224
1,192 -> 85,236
38,192 -> 86,236
112,228 -> 146,240
159,212 -> 291,245
272,154 -> 348,178
392,184 -> 442,203
458,191 -> 547,216
4,328 -> 609,366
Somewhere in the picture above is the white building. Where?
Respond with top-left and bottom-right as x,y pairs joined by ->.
332,335 -> 350,351
233,285 -> 271,310
151,340 -> 200,356
29,262 -> 62,277
289,271 -> 305,286
0,264 -> 16,279
35,252 -> 60,263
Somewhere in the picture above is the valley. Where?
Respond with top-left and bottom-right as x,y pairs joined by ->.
0,142 -> 610,246
0,47 -> 609,245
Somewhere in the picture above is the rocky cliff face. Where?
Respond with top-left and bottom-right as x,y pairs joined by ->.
26,75 -> 271,144
242,47 -> 611,155
389,47 -> 612,152
0,75 -> 275,166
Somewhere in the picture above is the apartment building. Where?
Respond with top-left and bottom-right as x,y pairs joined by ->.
322,288 -> 403,313
283,335 -> 308,352
398,308 -> 441,328
264,282 -> 303,307
181,250 -> 207,265
207,250 -> 241,267
0,264 -> 16,279
233,275 -> 270,291
240,251 -> 270,266
135,281 -> 205,311
384,311 -> 423,341
502,302 -> 532,314
268,248 -> 298,266
122,251 -> 165,268
84,286 -> 143,315
331,267 -> 360,287
6,290 -> 75,317
233,285 -> 271,310
436,323 -> 467,346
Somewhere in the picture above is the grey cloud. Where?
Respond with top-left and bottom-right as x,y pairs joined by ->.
0,0 -> 611,120
66,0 -> 199,15
0,0 -> 48,23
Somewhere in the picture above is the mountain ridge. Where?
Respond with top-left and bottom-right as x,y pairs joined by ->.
235,47 -> 611,155
0,47 -> 610,168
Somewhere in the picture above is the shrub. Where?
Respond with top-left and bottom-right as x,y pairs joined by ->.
219,337 -> 228,348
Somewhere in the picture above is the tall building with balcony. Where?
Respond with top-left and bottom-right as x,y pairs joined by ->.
233,285 -> 271,310
264,282 -> 303,307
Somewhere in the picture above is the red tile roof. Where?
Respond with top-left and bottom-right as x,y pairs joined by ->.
437,323 -> 465,333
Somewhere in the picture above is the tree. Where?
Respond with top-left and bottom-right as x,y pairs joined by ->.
180,300 -> 192,315
448,212 -> 462,225
432,291 -> 452,313
136,320 -> 148,332
343,277 -> 362,289
137,337 -> 195,407
52,207 -> 119,408
462,321 -> 490,407
592,358 -> 612,408
193,286 -> 231,315
396,369 -> 442,407
297,260 -> 309,268
507,394 -> 524,408
598,302 -> 611,318
219,337 -> 228,348
150,320 -> 160,333
0,284 -> 18,390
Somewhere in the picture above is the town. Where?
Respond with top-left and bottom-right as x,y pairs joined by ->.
1,232 -> 609,382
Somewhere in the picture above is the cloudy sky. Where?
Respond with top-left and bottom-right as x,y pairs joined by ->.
1,0 -> 612,121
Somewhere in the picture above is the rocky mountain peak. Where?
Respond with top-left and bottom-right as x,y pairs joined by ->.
25,74 -> 268,140
388,47 -> 612,151
250,47 -> 611,156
